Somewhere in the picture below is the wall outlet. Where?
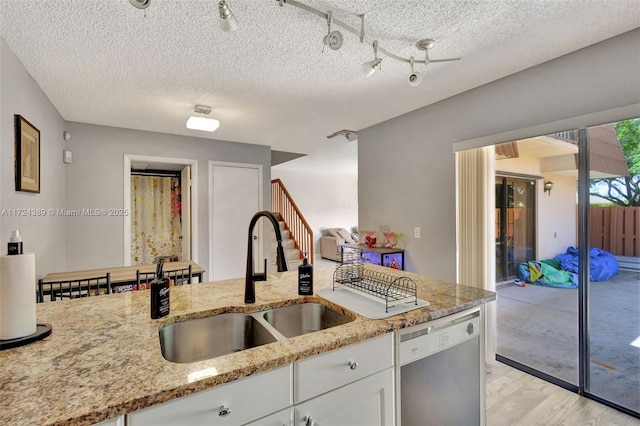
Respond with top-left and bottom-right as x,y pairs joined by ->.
414,227 -> 421,239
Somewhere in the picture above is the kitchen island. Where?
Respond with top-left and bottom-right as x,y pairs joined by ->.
0,266 -> 495,426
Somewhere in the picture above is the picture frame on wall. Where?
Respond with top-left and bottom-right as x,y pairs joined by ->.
15,114 -> 40,193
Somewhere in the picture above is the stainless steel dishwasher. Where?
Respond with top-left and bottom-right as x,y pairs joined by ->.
396,307 -> 483,425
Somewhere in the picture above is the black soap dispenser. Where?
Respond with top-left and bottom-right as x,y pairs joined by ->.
298,252 -> 313,296
150,259 -> 170,319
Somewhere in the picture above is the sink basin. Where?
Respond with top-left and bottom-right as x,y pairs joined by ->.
159,313 -> 277,363
262,303 -> 353,338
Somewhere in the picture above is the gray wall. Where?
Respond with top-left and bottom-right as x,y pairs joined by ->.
65,122 -> 271,272
0,38 -> 67,277
359,29 -> 640,282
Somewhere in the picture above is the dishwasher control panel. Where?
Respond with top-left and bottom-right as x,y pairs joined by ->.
397,310 -> 480,365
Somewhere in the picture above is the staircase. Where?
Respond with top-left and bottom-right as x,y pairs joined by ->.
270,220 -> 303,270
270,179 -> 313,270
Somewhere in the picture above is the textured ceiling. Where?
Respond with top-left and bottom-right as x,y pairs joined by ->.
0,0 -> 639,173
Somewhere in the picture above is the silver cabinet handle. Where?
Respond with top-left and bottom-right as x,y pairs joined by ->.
348,361 -> 358,370
218,405 -> 232,417
303,415 -> 314,426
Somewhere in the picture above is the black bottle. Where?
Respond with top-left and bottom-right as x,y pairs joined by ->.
150,259 -> 170,319
298,252 -> 313,296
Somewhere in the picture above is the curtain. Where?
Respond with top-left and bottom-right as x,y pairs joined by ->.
456,146 -> 497,364
131,175 -> 182,265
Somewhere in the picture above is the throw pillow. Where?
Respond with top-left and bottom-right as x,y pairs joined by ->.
327,228 -> 340,238
337,228 -> 354,243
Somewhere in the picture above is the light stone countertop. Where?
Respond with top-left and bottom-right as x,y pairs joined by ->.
0,265 -> 495,426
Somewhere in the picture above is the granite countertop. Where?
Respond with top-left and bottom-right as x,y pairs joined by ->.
0,265 -> 495,426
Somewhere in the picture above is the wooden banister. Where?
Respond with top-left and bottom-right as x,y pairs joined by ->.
271,179 -> 314,264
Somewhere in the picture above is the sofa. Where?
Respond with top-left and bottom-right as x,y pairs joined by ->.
320,228 -> 358,262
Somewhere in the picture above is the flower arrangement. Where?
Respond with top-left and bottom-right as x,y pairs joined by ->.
357,226 -> 403,248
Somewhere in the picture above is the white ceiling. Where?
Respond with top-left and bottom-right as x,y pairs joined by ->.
0,0 -> 638,173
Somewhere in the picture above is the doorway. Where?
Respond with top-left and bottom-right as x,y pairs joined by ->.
123,155 -> 198,267
495,176 -> 536,281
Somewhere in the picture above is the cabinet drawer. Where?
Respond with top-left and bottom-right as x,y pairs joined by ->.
294,333 -> 393,403
129,365 -> 292,426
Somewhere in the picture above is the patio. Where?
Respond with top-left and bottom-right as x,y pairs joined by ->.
496,268 -> 640,412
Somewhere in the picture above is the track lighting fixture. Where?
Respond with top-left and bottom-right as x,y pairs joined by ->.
218,0 -> 238,32
408,56 -> 422,87
323,11 -> 343,51
129,0 -> 150,9
128,0 -> 462,83
361,40 -> 382,77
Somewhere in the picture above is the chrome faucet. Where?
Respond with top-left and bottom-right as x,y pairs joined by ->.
245,210 -> 288,303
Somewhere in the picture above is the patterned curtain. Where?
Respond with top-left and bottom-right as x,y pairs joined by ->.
131,175 -> 182,265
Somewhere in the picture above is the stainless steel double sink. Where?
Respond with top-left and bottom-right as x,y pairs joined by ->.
159,303 -> 354,363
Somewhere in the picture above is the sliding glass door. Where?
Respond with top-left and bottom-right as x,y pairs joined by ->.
495,176 -> 536,282
585,120 -> 640,415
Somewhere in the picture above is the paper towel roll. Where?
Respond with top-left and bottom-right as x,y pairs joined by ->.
0,253 -> 36,340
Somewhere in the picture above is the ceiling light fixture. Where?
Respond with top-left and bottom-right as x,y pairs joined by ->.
129,0 -> 151,9
322,11 -> 343,51
407,56 -> 422,87
218,0 -> 238,32
275,1 -> 461,82
361,40 -> 382,77
327,129 -> 358,143
186,105 -> 220,132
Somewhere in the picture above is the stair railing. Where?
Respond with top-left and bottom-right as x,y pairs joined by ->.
271,179 -> 314,264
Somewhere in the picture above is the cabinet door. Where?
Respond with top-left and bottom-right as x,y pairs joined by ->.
129,366 -> 291,426
244,407 -> 293,426
295,333 -> 393,403
93,417 -> 124,426
294,368 -> 394,426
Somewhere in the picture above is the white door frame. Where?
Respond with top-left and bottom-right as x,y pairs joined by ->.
124,154 -> 199,267
209,161 -> 264,282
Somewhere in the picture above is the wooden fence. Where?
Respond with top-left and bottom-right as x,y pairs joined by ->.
590,206 -> 640,257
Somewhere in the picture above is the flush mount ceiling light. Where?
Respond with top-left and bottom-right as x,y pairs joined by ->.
218,0 -> 238,32
186,105 -> 220,132
361,40 -> 382,77
129,0 -> 151,9
327,129 -> 358,142
322,11 -> 343,51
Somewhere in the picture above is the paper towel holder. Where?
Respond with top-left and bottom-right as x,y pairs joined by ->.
0,323 -> 52,351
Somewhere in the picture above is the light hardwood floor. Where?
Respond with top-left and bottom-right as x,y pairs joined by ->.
486,362 -> 640,425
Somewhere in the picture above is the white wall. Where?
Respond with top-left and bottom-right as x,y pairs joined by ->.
359,29 -> 640,282
537,173 -> 577,260
64,122 -> 271,273
0,38 -> 66,277
270,167 -> 358,255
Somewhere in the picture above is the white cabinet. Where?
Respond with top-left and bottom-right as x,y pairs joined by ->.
128,365 -> 292,426
294,368 -> 394,426
93,417 -> 124,426
294,333 -> 393,403
127,333 -> 395,426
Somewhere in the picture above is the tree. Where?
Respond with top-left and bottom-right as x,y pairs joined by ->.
589,118 -> 640,206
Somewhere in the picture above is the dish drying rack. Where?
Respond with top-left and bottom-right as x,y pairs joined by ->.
332,262 -> 418,313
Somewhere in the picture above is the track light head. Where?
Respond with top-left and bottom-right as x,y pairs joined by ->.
323,11 -> 343,50
323,31 -> 343,50
408,56 -> 422,86
129,0 -> 151,9
361,58 -> 382,77
218,0 -> 238,32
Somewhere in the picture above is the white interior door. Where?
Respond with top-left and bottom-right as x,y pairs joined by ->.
211,163 -> 262,281
180,166 -> 191,261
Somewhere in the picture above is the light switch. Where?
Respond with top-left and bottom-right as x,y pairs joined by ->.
414,227 -> 421,238
63,150 -> 72,164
